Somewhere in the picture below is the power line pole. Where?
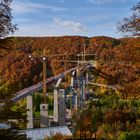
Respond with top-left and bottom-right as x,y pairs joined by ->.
43,48 -> 47,103
64,60 -> 67,88
84,43 -> 86,63
40,48 -> 49,128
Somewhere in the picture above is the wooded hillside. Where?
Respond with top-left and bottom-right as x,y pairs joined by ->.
0,36 -> 139,100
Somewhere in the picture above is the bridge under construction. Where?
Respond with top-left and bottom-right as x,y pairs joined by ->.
0,51 -> 118,130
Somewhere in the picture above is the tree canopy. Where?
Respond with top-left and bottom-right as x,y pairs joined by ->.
0,0 -> 17,38
117,2 -> 140,36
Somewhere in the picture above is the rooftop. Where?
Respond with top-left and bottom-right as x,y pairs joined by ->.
25,125 -> 72,140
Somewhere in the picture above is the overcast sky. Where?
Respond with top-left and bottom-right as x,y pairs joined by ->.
11,0 -> 139,38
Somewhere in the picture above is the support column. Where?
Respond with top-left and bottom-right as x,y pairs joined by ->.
53,77 -> 63,123
40,104 -> 48,128
86,73 -> 89,83
71,71 -> 78,111
53,88 -> 58,122
76,68 -> 80,109
58,89 -> 66,126
79,75 -> 86,108
27,95 -> 33,129
71,71 -> 75,87
82,77 -> 86,102
73,92 -> 78,111
70,72 -> 74,112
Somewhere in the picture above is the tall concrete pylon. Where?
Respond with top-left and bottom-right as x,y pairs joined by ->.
58,89 -> 66,126
82,77 -> 86,102
27,95 -> 33,129
80,76 -> 84,108
71,71 -> 78,111
75,94 -> 78,110
79,71 -> 86,108
73,91 -> 78,111
71,71 -> 75,87
76,68 -> 80,109
53,77 -> 63,123
53,88 -> 58,122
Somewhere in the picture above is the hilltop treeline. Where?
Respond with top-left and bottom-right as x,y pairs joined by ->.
0,36 -> 139,100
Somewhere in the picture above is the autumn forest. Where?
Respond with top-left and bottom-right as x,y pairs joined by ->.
0,0 -> 140,140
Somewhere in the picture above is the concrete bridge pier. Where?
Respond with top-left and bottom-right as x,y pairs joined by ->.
76,68 -> 81,109
53,88 -> 58,122
80,78 -> 84,108
82,77 -> 86,101
71,71 -> 78,111
86,73 -> 89,83
53,77 -> 63,123
71,71 -> 75,87
73,92 -> 78,111
27,95 -> 34,129
79,75 -> 86,108
58,89 -> 66,126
